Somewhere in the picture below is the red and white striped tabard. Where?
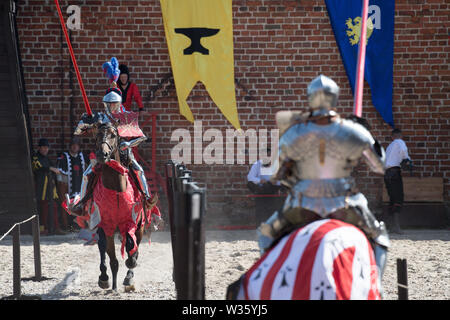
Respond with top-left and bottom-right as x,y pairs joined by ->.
239,219 -> 381,300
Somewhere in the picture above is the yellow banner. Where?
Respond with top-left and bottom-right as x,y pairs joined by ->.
160,0 -> 240,129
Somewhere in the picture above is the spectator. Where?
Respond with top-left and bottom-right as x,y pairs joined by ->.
247,149 -> 282,195
56,136 -> 88,232
247,148 -> 285,224
383,128 -> 411,234
31,138 -> 65,235
117,64 -> 144,112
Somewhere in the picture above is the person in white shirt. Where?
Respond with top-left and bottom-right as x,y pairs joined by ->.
383,128 -> 411,234
247,148 -> 285,225
247,149 -> 282,195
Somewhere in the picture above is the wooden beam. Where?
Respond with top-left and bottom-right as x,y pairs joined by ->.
382,177 -> 444,202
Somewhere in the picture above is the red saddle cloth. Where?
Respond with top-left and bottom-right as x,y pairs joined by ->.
92,160 -> 158,258
94,170 -> 142,257
63,160 -> 161,258
112,111 -> 144,139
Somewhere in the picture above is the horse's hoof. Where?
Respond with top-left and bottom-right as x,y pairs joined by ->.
123,269 -> 135,292
124,284 -> 135,293
123,276 -> 135,293
98,279 -> 110,289
123,275 -> 134,286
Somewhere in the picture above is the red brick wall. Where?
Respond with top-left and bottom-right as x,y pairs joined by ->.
16,0 -> 449,225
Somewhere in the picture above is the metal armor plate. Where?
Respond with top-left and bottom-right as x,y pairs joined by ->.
279,117 -> 384,179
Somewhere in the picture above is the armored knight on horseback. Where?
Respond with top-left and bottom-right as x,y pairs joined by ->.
63,58 -> 161,291
69,84 -> 157,219
257,75 -> 390,279
100,85 -> 153,201
226,75 -> 390,300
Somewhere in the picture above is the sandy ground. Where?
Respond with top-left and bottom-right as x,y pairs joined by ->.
0,228 -> 448,300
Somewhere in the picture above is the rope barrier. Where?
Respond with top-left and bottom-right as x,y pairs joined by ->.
0,214 -> 43,298
0,214 -> 37,242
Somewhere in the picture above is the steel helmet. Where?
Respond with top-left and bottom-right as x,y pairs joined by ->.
307,75 -> 340,111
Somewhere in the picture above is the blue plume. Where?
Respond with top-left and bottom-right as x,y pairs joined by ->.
102,57 -> 120,83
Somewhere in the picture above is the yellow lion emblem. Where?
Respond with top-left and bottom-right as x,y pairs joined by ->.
345,17 -> 374,46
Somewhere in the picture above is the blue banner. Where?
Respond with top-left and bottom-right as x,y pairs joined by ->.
325,0 -> 395,127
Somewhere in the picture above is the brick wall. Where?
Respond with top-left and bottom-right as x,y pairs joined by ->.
16,0 -> 449,225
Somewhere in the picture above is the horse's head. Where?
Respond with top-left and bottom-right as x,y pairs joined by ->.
95,122 -> 119,164
74,112 -> 120,164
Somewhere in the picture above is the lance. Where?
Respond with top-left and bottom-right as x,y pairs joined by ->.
353,0 -> 370,117
54,0 -> 92,117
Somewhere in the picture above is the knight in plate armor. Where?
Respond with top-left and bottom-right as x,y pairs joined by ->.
75,86 -> 152,206
258,75 -> 390,278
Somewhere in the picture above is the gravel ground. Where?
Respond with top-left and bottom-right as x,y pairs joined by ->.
0,228 -> 448,300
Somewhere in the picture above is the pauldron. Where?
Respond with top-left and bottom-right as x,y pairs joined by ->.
276,117 -> 385,182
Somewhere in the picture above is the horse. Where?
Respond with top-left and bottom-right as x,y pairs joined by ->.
67,116 -> 159,292
228,218 -> 381,300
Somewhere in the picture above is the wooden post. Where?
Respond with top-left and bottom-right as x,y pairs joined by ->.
32,215 -> 42,281
165,161 -> 177,284
397,258 -> 408,300
12,224 -> 21,298
173,171 -> 191,299
186,184 -> 206,300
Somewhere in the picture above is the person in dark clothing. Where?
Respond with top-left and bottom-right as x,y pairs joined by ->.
56,136 -> 88,231
383,128 -> 411,234
117,64 -> 144,112
57,137 -> 88,199
31,138 -> 65,235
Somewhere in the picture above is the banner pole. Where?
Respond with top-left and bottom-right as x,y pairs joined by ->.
353,0 -> 370,117
54,0 -> 92,116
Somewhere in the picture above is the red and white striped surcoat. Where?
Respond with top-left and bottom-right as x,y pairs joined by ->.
239,219 -> 381,300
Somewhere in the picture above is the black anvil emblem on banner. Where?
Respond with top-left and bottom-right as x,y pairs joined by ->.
175,28 -> 220,55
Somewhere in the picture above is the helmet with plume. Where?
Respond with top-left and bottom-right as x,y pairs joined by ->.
102,57 -> 120,85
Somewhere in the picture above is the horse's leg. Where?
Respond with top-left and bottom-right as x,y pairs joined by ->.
106,234 -> 119,291
125,217 -> 143,269
125,233 -> 138,269
123,232 -> 137,291
123,219 -> 144,292
136,218 -> 144,246
97,228 -> 110,289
